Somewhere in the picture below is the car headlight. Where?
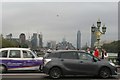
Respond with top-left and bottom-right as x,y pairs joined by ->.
43,59 -> 51,66
109,62 -> 115,67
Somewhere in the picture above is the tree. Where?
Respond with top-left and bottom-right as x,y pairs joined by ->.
19,43 -> 28,48
0,36 -> 19,48
102,40 -> 120,53
2,39 -> 18,48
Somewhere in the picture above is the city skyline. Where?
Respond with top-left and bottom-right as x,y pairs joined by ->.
2,2 -> 118,47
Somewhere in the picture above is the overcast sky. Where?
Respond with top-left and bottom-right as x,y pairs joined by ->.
2,2 -> 118,47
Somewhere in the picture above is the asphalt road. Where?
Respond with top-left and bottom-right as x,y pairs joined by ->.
1,71 -> 120,80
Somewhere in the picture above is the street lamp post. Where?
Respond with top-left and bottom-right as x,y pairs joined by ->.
91,19 -> 107,49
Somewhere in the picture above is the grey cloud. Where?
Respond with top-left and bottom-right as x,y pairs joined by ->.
2,2 -> 118,47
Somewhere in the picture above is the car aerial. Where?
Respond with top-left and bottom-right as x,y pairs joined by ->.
0,48 -> 43,72
42,50 -> 117,79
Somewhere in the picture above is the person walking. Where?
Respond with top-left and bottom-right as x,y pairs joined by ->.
101,49 -> 105,59
94,47 -> 99,58
104,50 -> 108,60
86,47 -> 90,53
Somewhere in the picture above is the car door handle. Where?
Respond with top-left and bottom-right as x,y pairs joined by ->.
80,61 -> 83,63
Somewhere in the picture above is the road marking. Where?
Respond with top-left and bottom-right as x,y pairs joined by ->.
1,73 -> 120,75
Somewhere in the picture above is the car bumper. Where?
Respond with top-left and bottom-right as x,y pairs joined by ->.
42,66 -> 50,74
111,67 -> 117,75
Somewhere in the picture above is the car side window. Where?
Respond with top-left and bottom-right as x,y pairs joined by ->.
61,52 -> 78,59
9,50 -> 21,58
78,53 -> 87,60
0,50 -> 8,58
47,53 -> 60,58
78,53 -> 93,60
23,50 -> 34,58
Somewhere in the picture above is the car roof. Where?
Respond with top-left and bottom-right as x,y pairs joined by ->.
0,48 -> 31,51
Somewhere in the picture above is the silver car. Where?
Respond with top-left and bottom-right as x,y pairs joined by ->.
42,50 -> 117,79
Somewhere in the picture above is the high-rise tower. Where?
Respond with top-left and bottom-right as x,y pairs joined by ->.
77,30 -> 81,50
38,33 -> 43,48
19,33 -> 26,44
31,33 -> 43,49
31,33 -> 38,49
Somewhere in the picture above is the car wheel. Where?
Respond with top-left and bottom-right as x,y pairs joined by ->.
49,67 -> 62,79
0,65 -> 7,73
99,67 -> 111,78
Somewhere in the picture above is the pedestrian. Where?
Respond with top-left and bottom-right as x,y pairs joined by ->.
90,50 -> 94,55
94,47 -> 99,58
101,49 -> 105,59
86,47 -> 90,53
104,50 -> 108,60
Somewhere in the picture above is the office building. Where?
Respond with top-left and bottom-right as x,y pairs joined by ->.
31,33 -> 38,49
38,33 -> 43,48
31,33 -> 43,49
47,41 -> 56,50
19,33 -> 26,44
91,28 -> 97,48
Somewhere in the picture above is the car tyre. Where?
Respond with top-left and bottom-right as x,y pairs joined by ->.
0,65 -> 7,73
99,67 -> 111,79
49,67 -> 62,79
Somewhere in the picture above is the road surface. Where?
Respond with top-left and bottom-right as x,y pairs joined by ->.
1,71 -> 120,80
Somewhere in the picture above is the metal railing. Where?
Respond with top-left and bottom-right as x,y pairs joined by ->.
108,53 -> 118,65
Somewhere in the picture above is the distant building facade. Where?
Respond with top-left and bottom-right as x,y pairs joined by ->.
47,41 -> 56,50
19,33 -> 26,44
6,33 -> 12,39
31,33 -> 43,49
56,38 -> 75,50
77,30 -> 81,50
91,28 -> 97,48
38,34 -> 43,48
31,33 -> 38,49
19,33 -> 28,48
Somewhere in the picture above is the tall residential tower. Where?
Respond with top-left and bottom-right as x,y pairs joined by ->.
77,30 -> 81,50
